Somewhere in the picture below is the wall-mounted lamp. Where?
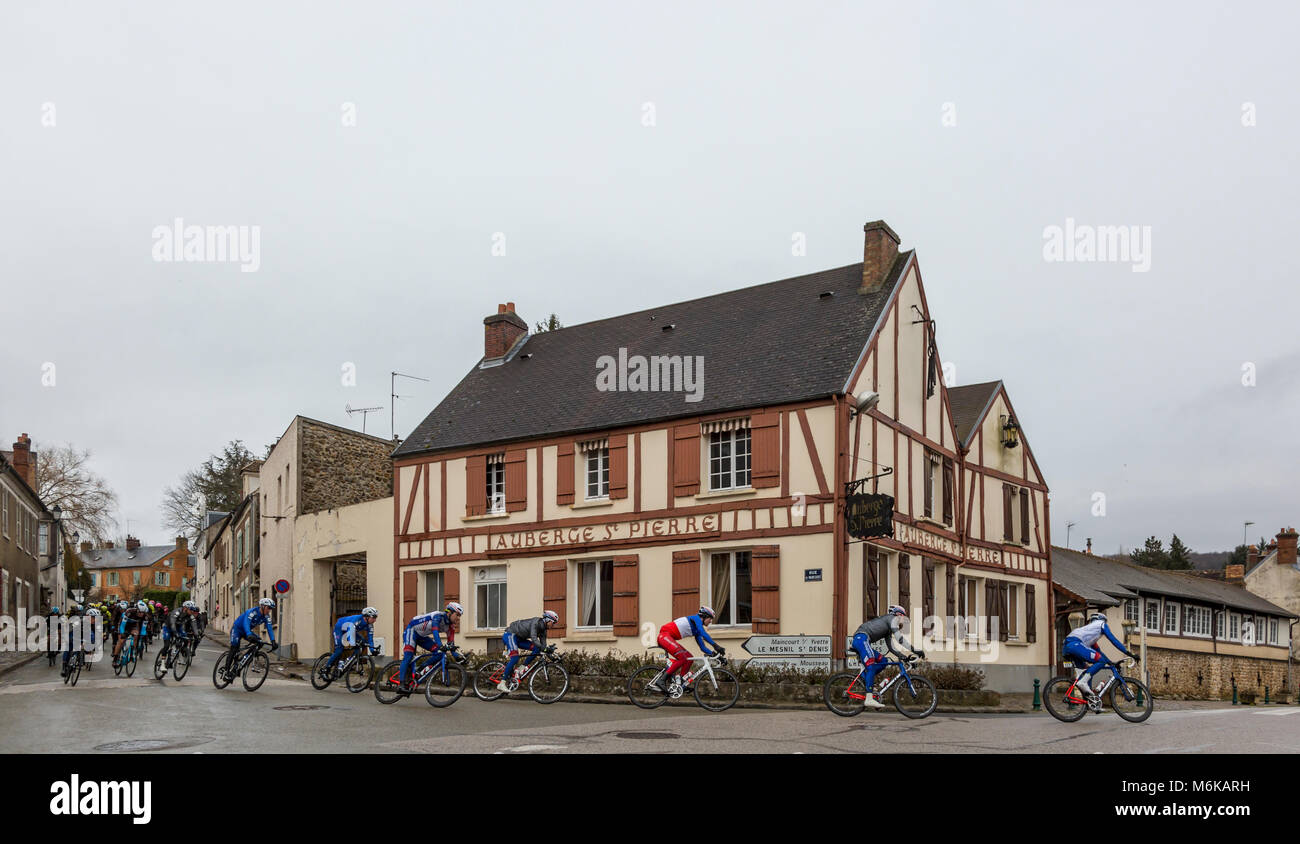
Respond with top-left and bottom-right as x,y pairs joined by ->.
1000,414 -> 1020,449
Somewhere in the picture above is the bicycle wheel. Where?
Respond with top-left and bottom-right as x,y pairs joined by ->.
212,651 -> 234,689
893,675 -> 938,719
529,661 -> 570,704
153,647 -> 168,680
113,650 -> 123,676
62,659 -> 72,685
1042,676 -> 1088,723
125,646 -> 138,678
474,661 -> 509,701
424,660 -> 467,708
1109,677 -> 1153,723
823,672 -> 868,717
693,667 -> 740,712
70,655 -> 82,686
173,643 -> 192,681
242,651 -> 270,691
345,657 -> 374,693
627,665 -> 671,709
373,660 -> 405,704
310,654 -> 335,690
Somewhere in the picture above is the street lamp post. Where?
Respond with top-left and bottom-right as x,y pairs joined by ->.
1244,521 -> 1254,549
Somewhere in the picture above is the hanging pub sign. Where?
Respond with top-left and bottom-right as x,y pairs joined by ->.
846,492 -> 894,540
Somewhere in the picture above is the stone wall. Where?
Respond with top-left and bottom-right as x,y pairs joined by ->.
1145,646 -> 1293,700
300,421 -> 393,514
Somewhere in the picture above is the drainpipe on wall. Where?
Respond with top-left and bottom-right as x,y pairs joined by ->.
1137,589 -> 1148,689
1289,619 -> 1297,694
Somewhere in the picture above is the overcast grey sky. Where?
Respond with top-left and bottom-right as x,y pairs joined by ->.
2,2 -> 1296,556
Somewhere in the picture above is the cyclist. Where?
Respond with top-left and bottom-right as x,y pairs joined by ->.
399,602 -> 462,689
222,598 -> 278,680
61,606 -> 97,676
850,605 -> 926,709
46,606 -> 61,666
162,601 -> 201,663
497,610 -> 559,692
324,607 -> 380,675
654,606 -> 725,693
1064,610 -> 1137,702
112,600 -> 151,666
109,600 -> 127,651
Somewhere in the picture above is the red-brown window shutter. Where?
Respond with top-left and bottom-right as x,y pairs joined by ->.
443,568 -> 460,604
864,545 -> 879,619
1025,584 -> 1037,643
750,412 -> 781,488
942,458 -> 953,524
543,560 -> 567,637
922,558 -> 935,620
1019,488 -> 1030,545
671,549 -> 700,618
402,570 -> 418,628
672,424 -> 700,497
609,434 -> 629,499
505,449 -> 528,512
556,443 -> 574,506
751,545 -> 780,633
898,554 -> 911,614
998,581 -> 1010,642
1002,484 -> 1014,542
466,455 -> 486,517
611,554 -> 639,635
985,581 -> 996,640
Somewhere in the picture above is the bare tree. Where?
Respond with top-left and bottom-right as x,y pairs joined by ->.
33,442 -> 119,544
161,440 -> 260,541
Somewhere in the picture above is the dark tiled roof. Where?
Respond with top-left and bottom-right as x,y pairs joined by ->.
947,381 -> 1000,448
206,511 -> 229,528
394,255 -> 913,457
81,545 -> 180,570
1052,546 -> 1295,618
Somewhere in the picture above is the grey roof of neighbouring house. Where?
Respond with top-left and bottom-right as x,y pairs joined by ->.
206,511 -> 229,528
394,254 -> 914,458
1052,546 -> 1296,618
946,381 -> 1001,448
1245,547 -> 1300,578
80,546 -> 182,570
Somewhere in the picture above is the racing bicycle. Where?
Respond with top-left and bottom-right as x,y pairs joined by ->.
113,631 -> 141,678
373,644 -> 468,707
312,645 -> 380,693
213,639 -> 276,692
823,652 -> 937,718
153,633 -> 196,681
474,643 -> 569,704
1043,655 -> 1152,723
627,651 -> 739,712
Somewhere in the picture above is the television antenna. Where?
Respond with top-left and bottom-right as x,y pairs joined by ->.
391,371 -> 430,440
344,403 -> 384,434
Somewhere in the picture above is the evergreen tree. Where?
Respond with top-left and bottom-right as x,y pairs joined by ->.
1130,536 -> 1169,569
534,313 -> 563,332
1167,534 -> 1193,570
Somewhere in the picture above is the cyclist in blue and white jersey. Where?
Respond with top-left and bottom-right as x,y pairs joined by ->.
400,602 -> 462,688
1063,611 -> 1137,701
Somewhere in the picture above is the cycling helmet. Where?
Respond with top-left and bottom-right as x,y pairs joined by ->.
542,610 -> 559,625
362,606 -> 378,618
136,601 -> 148,611
86,608 -> 100,618
259,597 -> 276,608
49,606 -> 60,615
118,601 -> 128,609
1089,611 -> 1107,623
445,601 -> 464,615
69,604 -> 83,615
183,600 -> 198,611
698,605 -> 715,619
888,604 -> 907,616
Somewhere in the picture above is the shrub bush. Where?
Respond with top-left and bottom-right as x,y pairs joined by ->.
915,662 -> 986,690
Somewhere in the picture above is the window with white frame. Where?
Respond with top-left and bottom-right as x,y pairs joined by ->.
708,550 -> 752,626
1124,599 -> 1138,624
961,576 -> 977,638
486,456 -> 505,514
1229,613 -> 1240,641
1,490 -> 8,538
1006,584 -> 1020,638
424,570 -> 444,614
1164,602 -> 1179,635
708,429 -> 751,491
0,570 -> 7,614
1185,605 -> 1211,637
1215,611 -> 1225,640
155,571 -> 169,586
1241,616 -> 1256,645
585,448 -> 609,500
577,560 -> 613,628
1269,618 -> 1279,645
1144,600 -> 1160,632
39,523 -> 49,555
133,571 -> 140,585
107,571 -> 118,587
474,565 -> 507,629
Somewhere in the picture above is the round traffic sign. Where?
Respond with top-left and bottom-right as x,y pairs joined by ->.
274,579 -> 290,594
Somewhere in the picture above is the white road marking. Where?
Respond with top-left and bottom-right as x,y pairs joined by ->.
1254,707 -> 1300,716
495,744 -> 567,753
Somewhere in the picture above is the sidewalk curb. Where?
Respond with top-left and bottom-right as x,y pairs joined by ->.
0,652 -> 46,679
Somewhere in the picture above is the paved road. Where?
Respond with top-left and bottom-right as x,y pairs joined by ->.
5,639 -> 1298,753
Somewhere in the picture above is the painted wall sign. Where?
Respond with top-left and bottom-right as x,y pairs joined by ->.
895,522 -> 962,559
489,513 -> 721,553
846,493 -> 894,540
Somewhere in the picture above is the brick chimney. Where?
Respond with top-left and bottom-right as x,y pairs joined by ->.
1085,538 -> 1093,556
10,434 -> 34,488
861,221 -> 901,292
1225,564 -> 1245,583
1277,527 -> 1298,567
103,540 -> 114,549
125,535 -> 141,551
484,302 -> 527,359
1247,545 -> 1261,567
80,541 -> 92,554
175,536 -> 188,552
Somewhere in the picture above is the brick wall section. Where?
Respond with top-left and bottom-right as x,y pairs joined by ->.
299,420 -> 393,514
1144,646 -> 1292,700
